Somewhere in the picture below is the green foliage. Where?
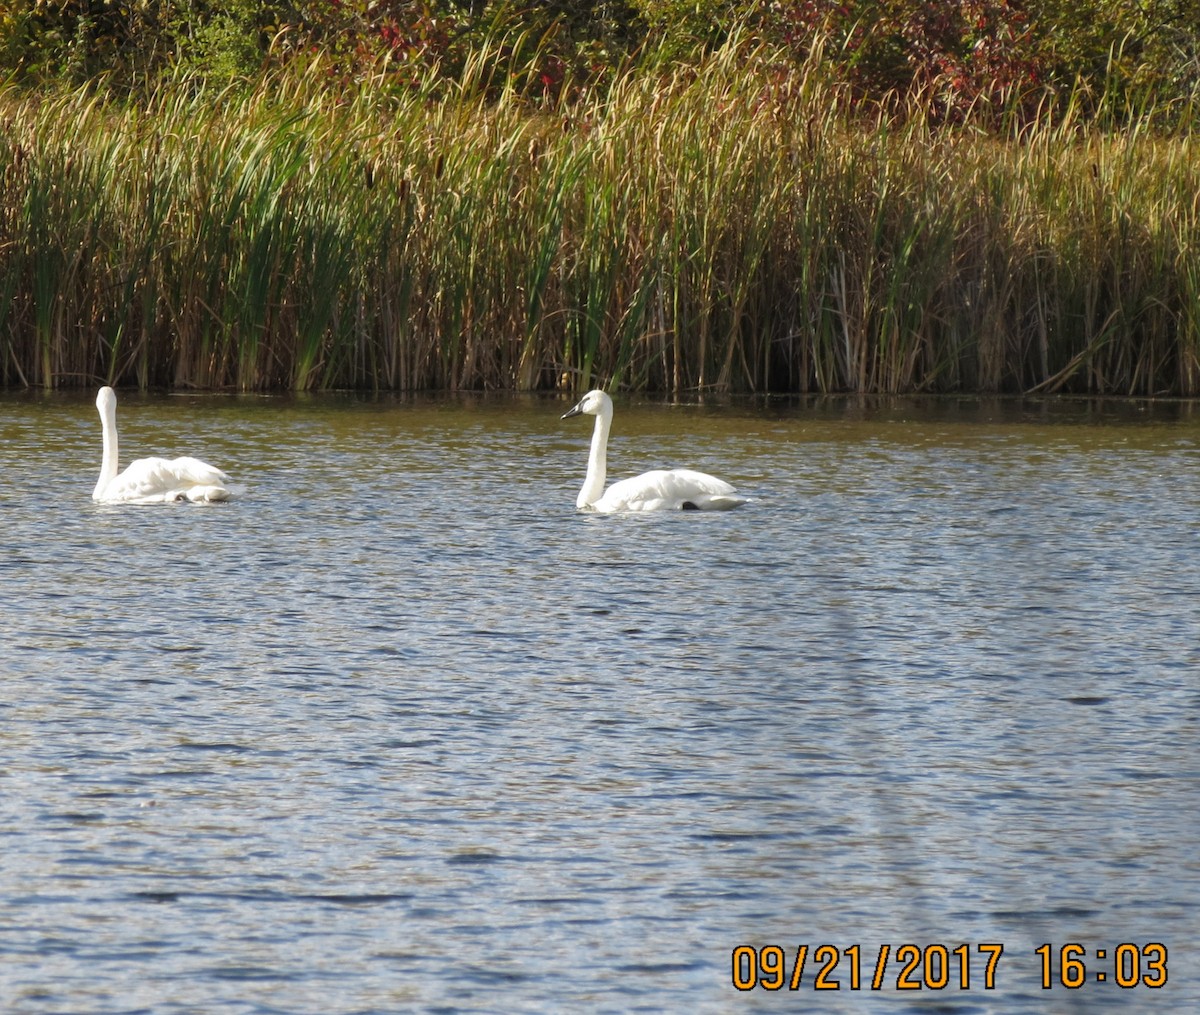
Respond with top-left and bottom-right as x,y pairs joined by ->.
175,0 -> 264,82
1028,0 -> 1200,114
625,0 -> 750,55
0,0 -> 272,86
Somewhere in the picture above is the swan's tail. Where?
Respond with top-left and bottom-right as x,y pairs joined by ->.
183,485 -> 233,503
681,491 -> 744,508
694,494 -> 749,511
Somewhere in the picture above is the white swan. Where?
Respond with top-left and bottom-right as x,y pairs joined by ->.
561,389 -> 746,513
92,386 -> 233,504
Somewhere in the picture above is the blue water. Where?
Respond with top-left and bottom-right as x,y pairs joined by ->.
1,391 -> 1198,1013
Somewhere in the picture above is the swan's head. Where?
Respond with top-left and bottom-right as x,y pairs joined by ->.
561,389 -> 612,420
96,386 -> 117,414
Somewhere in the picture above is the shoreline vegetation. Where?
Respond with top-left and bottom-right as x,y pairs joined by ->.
2,8 -> 1200,395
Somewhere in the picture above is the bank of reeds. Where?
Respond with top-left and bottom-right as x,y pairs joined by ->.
2,36 -> 1199,394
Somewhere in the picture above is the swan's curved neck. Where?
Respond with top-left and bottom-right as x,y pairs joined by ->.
578,407 -> 611,508
94,401 -> 119,499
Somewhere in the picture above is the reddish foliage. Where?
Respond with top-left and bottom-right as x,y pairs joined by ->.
769,0 -> 1044,121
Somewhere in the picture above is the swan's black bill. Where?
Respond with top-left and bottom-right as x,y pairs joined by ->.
561,402 -> 584,419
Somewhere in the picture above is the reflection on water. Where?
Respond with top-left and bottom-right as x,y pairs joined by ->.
1,391 -> 1198,1013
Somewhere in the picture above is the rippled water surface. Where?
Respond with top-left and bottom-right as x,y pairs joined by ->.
2,390 -> 1198,1014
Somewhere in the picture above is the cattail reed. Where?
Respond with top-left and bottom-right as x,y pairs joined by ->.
0,31 -> 1198,394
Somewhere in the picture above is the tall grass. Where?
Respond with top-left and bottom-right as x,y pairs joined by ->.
2,33 -> 1199,394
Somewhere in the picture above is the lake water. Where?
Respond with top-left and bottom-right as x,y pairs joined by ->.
1,390 -> 1198,1014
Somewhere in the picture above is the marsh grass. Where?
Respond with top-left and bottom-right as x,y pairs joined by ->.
2,33 -> 1199,394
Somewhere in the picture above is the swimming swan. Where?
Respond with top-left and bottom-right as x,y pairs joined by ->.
561,389 -> 746,513
92,386 -> 233,504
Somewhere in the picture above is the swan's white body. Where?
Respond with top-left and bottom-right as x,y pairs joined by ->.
92,386 -> 232,504
561,390 -> 746,513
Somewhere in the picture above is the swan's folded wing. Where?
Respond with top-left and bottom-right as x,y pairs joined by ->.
596,468 -> 745,512
101,455 -> 232,504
